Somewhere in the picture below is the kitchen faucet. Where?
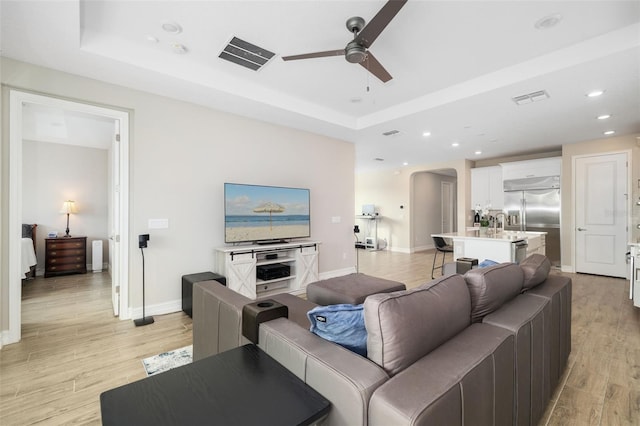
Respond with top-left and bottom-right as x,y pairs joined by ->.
494,212 -> 507,235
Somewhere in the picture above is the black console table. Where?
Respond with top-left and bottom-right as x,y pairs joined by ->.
100,344 -> 330,425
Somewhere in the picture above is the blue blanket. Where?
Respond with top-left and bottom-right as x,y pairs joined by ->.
307,304 -> 367,356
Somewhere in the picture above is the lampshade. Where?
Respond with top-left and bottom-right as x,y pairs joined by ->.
60,200 -> 78,214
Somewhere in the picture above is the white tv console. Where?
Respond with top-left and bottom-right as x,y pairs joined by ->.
215,241 -> 320,300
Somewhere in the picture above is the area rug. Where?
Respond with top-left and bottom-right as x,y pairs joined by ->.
142,345 -> 193,376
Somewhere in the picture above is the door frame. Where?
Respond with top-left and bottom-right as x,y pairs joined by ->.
571,149 -> 631,276
6,89 -> 131,345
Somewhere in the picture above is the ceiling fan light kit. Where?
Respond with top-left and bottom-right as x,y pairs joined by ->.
281,0 -> 408,83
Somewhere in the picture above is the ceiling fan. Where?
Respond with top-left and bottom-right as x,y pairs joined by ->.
281,0 -> 408,83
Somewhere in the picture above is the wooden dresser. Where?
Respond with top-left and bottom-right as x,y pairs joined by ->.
45,236 -> 87,278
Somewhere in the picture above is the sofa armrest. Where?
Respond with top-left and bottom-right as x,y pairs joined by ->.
193,280 -> 252,361
259,318 -> 389,426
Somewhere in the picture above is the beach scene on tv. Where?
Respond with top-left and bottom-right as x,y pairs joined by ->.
225,184 -> 310,243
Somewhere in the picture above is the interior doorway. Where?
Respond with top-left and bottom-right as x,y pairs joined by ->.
6,90 -> 130,345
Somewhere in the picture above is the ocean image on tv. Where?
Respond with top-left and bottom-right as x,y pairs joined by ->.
225,183 -> 310,243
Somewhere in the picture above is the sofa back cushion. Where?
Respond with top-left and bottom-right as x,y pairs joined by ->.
520,254 -> 551,290
465,263 -> 524,323
364,274 -> 471,376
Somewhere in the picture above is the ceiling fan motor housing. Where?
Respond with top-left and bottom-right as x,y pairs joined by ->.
345,41 -> 367,63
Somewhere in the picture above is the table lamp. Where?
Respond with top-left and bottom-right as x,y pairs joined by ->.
60,200 -> 77,237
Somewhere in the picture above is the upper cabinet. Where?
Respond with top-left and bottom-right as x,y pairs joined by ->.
471,166 -> 504,210
500,157 -> 561,181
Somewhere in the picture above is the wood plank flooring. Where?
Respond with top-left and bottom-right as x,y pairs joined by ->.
0,250 -> 638,425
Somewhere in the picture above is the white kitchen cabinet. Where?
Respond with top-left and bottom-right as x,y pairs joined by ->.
471,166 -> 504,210
500,157 -> 561,181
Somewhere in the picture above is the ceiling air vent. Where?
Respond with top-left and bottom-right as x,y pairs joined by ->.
219,37 -> 275,71
512,90 -> 550,106
382,129 -> 400,136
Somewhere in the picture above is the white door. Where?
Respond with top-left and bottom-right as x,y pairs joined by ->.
111,120 -> 121,315
575,152 -> 628,278
441,181 -> 454,233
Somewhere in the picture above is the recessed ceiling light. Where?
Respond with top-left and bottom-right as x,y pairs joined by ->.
451,142 -> 459,147
587,90 -> 605,98
172,43 -> 188,54
475,150 -> 482,155
146,35 -> 159,43
422,131 -> 431,137
161,21 -> 182,34
597,114 -> 611,120
535,14 -> 562,30
402,162 -> 409,166
604,130 -> 615,135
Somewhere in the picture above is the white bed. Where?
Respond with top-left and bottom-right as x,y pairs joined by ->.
21,223 -> 37,279
21,238 -> 37,279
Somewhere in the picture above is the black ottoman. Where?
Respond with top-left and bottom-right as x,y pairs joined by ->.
182,272 -> 226,317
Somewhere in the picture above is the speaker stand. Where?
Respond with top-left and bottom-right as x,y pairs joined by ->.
134,246 -> 154,327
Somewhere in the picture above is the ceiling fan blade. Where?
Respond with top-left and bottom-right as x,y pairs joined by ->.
355,0 -> 408,48
282,49 -> 345,61
360,51 -> 392,83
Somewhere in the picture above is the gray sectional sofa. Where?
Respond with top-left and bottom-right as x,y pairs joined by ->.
193,254 -> 571,426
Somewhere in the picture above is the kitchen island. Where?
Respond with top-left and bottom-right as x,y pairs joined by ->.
433,230 -> 546,264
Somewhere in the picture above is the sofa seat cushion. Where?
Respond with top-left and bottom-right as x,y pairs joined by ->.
520,254 -> 551,290
364,274 -> 471,376
368,323 -> 515,426
259,318 -> 389,426
465,263 -> 524,323
306,273 -> 406,305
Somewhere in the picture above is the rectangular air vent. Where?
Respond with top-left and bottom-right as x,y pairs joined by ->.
382,130 -> 400,136
219,37 -> 275,71
512,90 -> 550,106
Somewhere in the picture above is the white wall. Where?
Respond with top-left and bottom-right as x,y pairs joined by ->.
22,140 -> 109,273
356,159 -> 471,253
1,58 -> 356,329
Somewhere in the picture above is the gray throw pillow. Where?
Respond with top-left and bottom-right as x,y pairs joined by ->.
520,254 -> 551,290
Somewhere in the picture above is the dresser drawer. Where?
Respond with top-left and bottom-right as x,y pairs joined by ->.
46,240 -> 85,250
46,254 -> 86,266
46,262 -> 86,274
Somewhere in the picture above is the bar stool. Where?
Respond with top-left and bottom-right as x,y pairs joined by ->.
431,236 -> 454,279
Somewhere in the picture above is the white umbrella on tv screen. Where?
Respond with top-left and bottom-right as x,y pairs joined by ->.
253,202 -> 285,230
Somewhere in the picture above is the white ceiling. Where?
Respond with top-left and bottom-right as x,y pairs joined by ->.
2,0 -> 639,172
22,103 -> 115,150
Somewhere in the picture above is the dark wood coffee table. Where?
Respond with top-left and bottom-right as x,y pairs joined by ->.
100,344 -> 330,425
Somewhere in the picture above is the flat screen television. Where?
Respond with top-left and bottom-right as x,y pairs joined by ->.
224,183 -> 311,244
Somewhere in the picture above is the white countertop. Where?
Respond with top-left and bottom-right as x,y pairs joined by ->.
433,230 -> 546,243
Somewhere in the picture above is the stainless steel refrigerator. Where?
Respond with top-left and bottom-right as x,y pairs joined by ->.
503,175 -> 561,267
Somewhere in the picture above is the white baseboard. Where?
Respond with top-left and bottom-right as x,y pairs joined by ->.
1,328 -> 20,346
389,246 -> 412,253
130,299 -> 182,319
319,267 -> 357,280
561,265 -> 575,273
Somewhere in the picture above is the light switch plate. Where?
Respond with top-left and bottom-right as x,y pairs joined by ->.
148,218 -> 169,229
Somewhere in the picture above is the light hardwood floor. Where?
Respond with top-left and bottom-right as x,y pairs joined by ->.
1,250 -> 638,425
